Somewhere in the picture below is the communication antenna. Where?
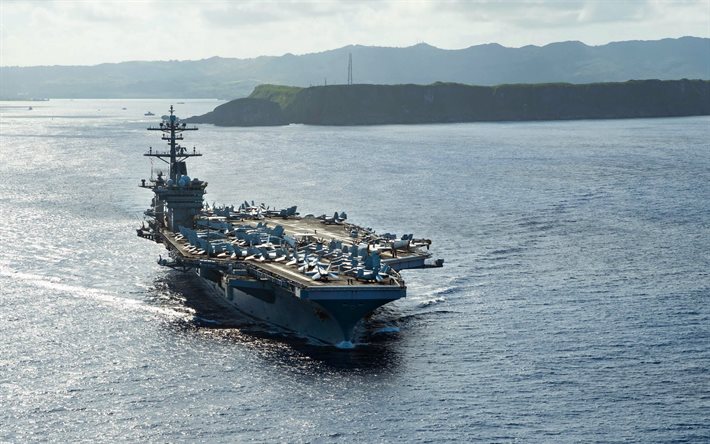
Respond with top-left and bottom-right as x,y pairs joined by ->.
347,52 -> 353,85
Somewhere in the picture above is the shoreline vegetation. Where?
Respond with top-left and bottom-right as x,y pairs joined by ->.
185,79 -> 710,126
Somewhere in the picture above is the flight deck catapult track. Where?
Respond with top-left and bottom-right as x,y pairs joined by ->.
137,106 -> 443,347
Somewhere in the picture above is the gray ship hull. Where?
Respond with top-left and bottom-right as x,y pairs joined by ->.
196,268 -> 404,347
137,107 -> 440,348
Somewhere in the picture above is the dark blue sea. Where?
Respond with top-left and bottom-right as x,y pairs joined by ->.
1,99 -> 708,443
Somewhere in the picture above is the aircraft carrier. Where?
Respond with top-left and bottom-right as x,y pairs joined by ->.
137,107 -> 443,347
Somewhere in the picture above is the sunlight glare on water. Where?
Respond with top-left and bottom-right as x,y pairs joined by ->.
1,100 -> 708,442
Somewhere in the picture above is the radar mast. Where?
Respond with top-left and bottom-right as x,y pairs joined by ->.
145,105 -> 200,182
140,106 -> 207,232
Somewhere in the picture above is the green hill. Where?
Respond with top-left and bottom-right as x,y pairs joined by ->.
1,37 -> 708,99
248,84 -> 302,109
185,97 -> 287,126
188,79 -> 710,126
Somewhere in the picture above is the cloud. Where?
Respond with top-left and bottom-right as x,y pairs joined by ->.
1,0 -> 708,66
197,1 -> 371,28
434,0 -> 704,28
576,1 -> 649,23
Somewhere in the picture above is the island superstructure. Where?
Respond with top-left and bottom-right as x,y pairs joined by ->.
137,106 -> 442,347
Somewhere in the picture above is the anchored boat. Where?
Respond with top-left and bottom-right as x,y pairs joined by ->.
137,106 -> 443,347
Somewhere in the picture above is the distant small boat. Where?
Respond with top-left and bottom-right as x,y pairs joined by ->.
144,111 -> 155,116
28,106 -> 33,110
177,102 -> 185,104
122,107 -> 127,110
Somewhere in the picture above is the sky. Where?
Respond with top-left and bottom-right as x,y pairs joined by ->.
1,0 -> 709,67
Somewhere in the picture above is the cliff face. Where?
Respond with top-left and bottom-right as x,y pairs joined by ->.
185,98 -> 287,126
283,80 -> 710,125
188,80 -> 710,126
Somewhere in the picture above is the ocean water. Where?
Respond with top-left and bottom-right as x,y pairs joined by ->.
1,99 -> 708,443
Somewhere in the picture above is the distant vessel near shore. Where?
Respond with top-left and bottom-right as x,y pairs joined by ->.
137,106 -> 443,347
144,111 -> 155,116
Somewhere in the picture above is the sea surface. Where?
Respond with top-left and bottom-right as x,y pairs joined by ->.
1,99 -> 708,443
